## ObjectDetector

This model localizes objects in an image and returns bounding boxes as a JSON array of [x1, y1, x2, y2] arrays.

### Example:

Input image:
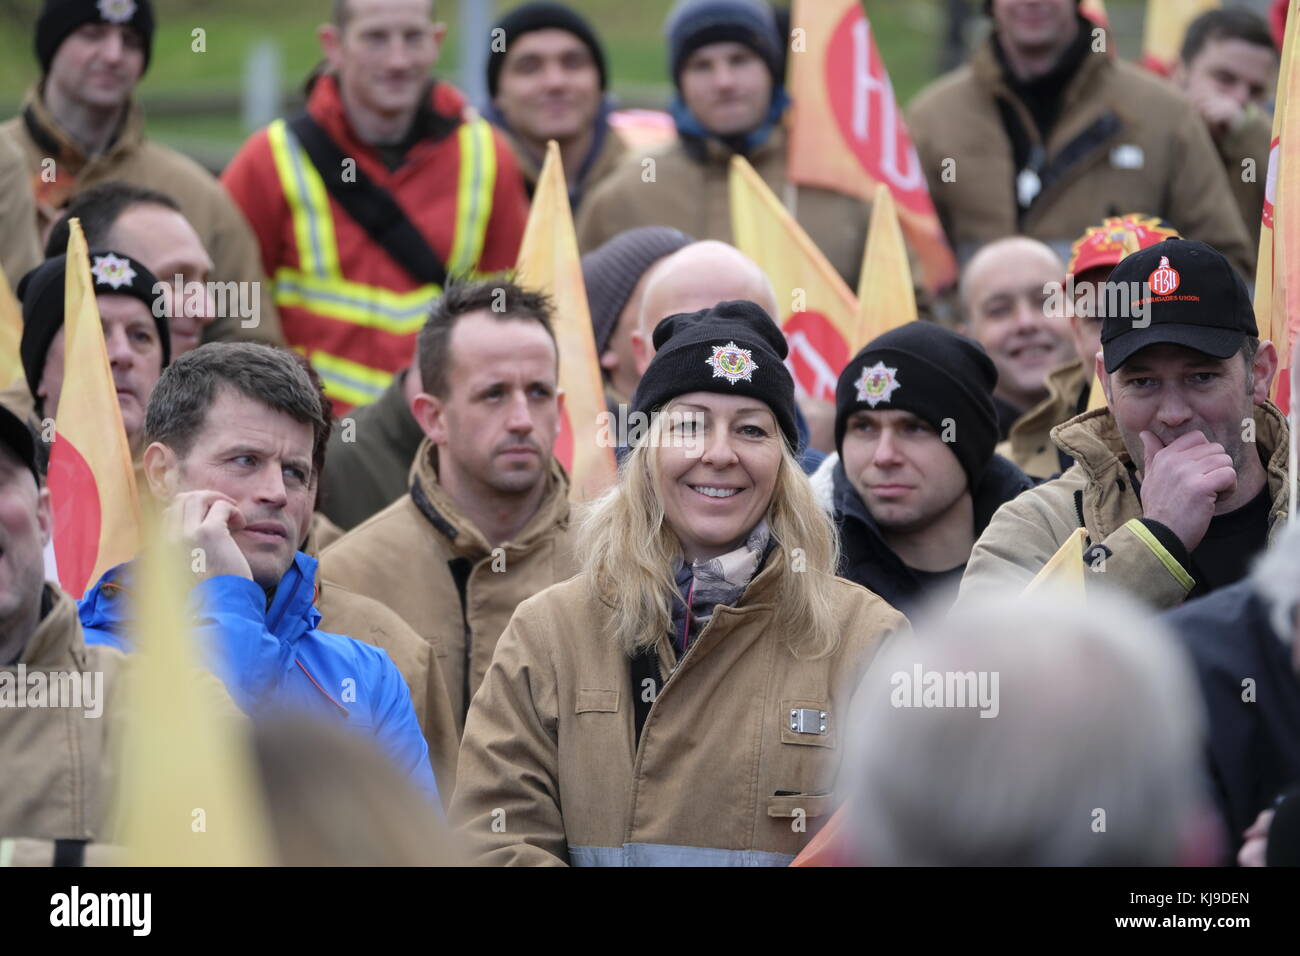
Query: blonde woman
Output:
[[449, 301, 907, 866]]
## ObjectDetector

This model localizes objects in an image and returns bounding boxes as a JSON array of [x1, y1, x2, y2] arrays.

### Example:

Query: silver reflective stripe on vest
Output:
[[569, 843, 796, 867]]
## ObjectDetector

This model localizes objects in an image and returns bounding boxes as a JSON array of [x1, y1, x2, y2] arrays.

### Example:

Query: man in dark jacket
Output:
[[818, 322, 1032, 617], [1163, 523, 1300, 863]]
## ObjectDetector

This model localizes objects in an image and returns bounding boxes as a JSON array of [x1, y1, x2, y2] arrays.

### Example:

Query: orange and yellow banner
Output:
[[857, 184, 918, 343], [47, 220, 141, 598], [1140, 0, 1221, 75], [516, 140, 617, 501], [786, 0, 956, 293], [730, 155, 862, 402], [1081, 0, 1111, 27], [1256, 0, 1300, 411]]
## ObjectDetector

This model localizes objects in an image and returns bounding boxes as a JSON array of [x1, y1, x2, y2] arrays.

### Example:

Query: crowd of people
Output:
[[2, 0, 1299, 868]]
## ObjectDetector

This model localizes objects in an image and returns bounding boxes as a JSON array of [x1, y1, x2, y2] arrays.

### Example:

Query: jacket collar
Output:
[[407, 437, 572, 560], [23, 82, 144, 169], [675, 98, 791, 166], [486, 97, 622, 204], [18, 585, 84, 667], [1051, 401, 1294, 534], [1007, 360, 1088, 445]]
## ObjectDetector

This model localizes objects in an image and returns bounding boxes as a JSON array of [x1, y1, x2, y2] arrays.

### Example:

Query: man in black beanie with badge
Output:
[[575, 0, 872, 288], [824, 322, 1032, 617], [485, 1, 625, 210], [18, 249, 169, 459], [960, 237, 1291, 611]]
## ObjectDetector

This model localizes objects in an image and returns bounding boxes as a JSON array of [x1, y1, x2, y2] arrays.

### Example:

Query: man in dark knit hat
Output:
[[960, 237, 1292, 611], [817, 322, 1032, 617], [486, 1, 625, 210], [581, 225, 693, 407], [0, 0, 281, 348], [575, 0, 873, 288], [18, 249, 169, 459]]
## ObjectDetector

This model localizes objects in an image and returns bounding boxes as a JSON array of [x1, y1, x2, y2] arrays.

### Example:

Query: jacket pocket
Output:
[[780, 697, 835, 749], [575, 688, 620, 714], [766, 793, 833, 819]]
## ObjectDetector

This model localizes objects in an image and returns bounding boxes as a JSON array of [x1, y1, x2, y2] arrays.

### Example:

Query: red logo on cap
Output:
[[1148, 256, 1180, 296]]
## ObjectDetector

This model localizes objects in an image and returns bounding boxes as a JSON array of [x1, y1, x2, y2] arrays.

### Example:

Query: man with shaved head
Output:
[[959, 236, 1074, 439]]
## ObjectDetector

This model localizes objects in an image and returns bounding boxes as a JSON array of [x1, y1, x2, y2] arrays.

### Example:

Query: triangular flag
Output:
[[1023, 527, 1088, 595], [1081, 0, 1111, 27], [47, 220, 141, 598], [789, 804, 854, 867], [1140, 0, 1221, 75], [516, 140, 616, 501], [786, 0, 956, 293], [0, 266, 25, 393], [117, 515, 274, 865], [730, 154, 859, 401], [1257, 0, 1300, 412], [857, 184, 917, 343]]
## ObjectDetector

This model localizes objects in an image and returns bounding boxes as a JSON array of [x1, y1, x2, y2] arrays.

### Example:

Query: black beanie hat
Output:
[[834, 322, 999, 489], [581, 226, 693, 355], [487, 1, 608, 99], [36, 0, 155, 76], [664, 0, 783, 87], [631, 299, 798, 450], [18, 249, 169, 401]]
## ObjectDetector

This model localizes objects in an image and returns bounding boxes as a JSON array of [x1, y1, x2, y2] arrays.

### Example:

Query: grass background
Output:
[[0, 0, 1196, 169]]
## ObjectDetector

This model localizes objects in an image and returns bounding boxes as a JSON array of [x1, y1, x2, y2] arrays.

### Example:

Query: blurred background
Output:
[[0, 0, 1276, 172]]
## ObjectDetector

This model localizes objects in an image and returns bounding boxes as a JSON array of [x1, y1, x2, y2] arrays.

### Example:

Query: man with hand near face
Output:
[[76, 343, 440, 802], [959, 238, 1292, 610]]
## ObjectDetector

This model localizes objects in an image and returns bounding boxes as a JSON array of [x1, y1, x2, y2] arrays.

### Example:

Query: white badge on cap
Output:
[[98, 0, 137, 23], [706, 342, 758, 384], [854, 361, 901, 408], [91, 253, 136, 289]]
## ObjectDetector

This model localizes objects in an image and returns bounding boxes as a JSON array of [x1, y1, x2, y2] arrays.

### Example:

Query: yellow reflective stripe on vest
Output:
[[273, 268, 439, 336], [307, 349, 394, 408], [267, 119, 341, 279], [447, 118, 496, 276]]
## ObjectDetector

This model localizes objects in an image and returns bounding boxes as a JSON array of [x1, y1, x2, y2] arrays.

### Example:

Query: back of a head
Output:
[[638, 240, 779, 335], [842, 588, 1206, 865]]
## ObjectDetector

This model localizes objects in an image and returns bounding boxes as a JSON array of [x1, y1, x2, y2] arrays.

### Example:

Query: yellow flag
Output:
[[1023, 528, 1088, 595], [0, 267, 24, 393], [1140, 0, 1221, 75], [729, 155, 859, 401], [516, 140, 616, 501], [118, 517, 274, 865], [1257, 0, 1300, 410], [48, 222, 141, 597], [857, 184, 917, 343]]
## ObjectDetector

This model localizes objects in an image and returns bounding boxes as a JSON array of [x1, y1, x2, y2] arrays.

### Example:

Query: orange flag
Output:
[[515, 140, 616, 501], [1140, 0, 1221, 75], [786, 0, 956, 293], [0, 266, 24, 393], [857, 184, 918, 343], [1257, 0, 1300, 411], [47, 220, 142, 597], [789, 804, 855, 867], [1081, 0, 1110, 28], [730, 155, 861, 402]]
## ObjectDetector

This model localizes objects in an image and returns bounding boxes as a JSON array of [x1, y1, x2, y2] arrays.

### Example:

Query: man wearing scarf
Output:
[[575, 0, 873, 288]]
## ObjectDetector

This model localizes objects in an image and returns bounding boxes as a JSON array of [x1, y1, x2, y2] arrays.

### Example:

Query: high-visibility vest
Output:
[[264, 117, 497, 409]]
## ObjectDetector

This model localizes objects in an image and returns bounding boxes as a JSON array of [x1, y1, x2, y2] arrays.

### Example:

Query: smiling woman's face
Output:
[[653, 391, 782, 565]]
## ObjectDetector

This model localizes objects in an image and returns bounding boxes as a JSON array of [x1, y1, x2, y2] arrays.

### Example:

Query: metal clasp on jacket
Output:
[[789, 708, 827, 735]]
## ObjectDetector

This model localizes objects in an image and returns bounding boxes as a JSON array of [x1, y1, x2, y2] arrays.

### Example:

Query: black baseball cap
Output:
[[1099, 238, 1257, 373], [0, 403, 40, 487]]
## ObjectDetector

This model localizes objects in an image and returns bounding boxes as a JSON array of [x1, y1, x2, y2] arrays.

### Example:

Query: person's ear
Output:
[[411, 391, 448, 444], [1094, 351, 1112, 404], [35, 486, 52, 549], [141, 441, 179, 501], [1255, 340, 1280, 404], [431, 21, 448, 59], [631, 328, 651, 376], [318, 23, 341, 68], [599, 349, 619, 373]]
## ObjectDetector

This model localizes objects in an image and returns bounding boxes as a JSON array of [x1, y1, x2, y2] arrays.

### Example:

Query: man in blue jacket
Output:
[[78, 342, 439, 804]]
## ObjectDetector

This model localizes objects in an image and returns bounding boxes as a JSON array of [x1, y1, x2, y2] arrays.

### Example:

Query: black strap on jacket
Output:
[[630, 648, 661, 748], [287, 112, 448, 288], [52, 838, 88, 867]]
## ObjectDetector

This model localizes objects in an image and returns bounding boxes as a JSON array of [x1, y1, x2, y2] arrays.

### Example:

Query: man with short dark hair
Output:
[[46, 183, 219, 356], [908, 0, 1254, 274], [0, 0, 280, 346], [77, 342, 440, 802], [960, 238, 1293, 610], [321, 278, 578, 736], [817, 322, 1032, 617], [1171, 7, 1279, 246], [485, 1, 626, 210], [17, 249, 169, 457], [222, 0, 529, 413]]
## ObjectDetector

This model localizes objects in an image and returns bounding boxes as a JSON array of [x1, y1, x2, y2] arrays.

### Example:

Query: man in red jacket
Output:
[[222, 0, 529, 413]]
